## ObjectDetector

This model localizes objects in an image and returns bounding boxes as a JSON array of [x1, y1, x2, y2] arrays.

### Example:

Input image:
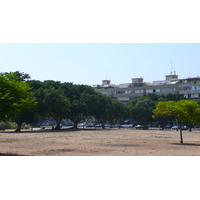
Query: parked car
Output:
[[112, 124, 120, 128], [52, 124, 62, 129], [171, 125, 188, 130], [182, 126, 188, 130], [120, 124, 133, 128], [62, 122, 74, 126], [78, 123, 86, 127], [86, 123, 95, 127], [135, 125, 144, 129], [104, 123, 111, 127], [95, 124, 102, 127], [164, 125, 171, 129], [171, 125, 179, 130]]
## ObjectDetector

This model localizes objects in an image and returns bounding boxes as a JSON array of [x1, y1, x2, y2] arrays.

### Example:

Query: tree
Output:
[[43, 87, 71, 129], [153, 100, 200, 143], [7, 72, 40, 132], [107, 100, 128, 127], [14, 109, 39, 132], [6, 71, 31, 81], [0, 73, 37, 122], [127, 97, 156, 129], [27, 80, 71, 130], [87, 93, 114, 129], [62, 83, 97, 128]]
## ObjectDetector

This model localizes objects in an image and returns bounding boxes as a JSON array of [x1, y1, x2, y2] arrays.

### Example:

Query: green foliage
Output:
[[85, 93, 127, 129], [107, 99, 128, 126], [38, 87, 71, 129], [62, 83, 97, 128], [0, 122, 18, 130], [0, 73, 37, 121], [6, 71, 31, 81], [130, 98, 155, 129], [0, 122, 10, 130], [153, 100, 200, 124], [153, 100, 200, 143], [127, 96, 157, 129]]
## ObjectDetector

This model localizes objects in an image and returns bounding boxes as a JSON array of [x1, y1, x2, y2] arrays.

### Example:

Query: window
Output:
[[180, 87, 191, 91], [161, 88, 174, 92], [115, 91, 125, 94]]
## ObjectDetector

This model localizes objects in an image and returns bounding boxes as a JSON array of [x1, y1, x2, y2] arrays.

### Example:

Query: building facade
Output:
[[93, 73, 200, 102]]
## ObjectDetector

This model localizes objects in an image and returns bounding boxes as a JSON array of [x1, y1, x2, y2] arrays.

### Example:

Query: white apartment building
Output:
[[93, 73, 200, 102]]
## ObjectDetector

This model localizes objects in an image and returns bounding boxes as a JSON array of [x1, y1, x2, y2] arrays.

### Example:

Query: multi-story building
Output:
[[179, 77, 200, 99], [93, 73, 200, 102]]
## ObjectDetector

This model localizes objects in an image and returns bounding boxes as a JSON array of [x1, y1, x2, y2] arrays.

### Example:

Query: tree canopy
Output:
[[153, 100, 200, 143], [127, 95, 157, 129], [0, 73, 37, 122]]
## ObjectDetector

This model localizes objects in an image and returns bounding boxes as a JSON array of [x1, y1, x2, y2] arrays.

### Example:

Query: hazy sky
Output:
[[0, 43, 200, 86], [1, 1, 200, 87]]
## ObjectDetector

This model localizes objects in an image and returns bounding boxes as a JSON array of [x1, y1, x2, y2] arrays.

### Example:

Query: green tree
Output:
[[6, 71, 31, 81], [153, 100, 200, 143], [62, 83, 97, 128], [43, 87, 71, 129], [28, 80, 71, 130], [127, 97, 156, 129], [14, 109, 39, 132], [87, 93, 113, 129], [0, 73, 37, 122], [107, 100, 128, 127], [7, 72, 40, 132]]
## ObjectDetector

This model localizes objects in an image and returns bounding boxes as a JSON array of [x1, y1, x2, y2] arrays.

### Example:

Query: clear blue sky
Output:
[[0, 43, 200, 86]]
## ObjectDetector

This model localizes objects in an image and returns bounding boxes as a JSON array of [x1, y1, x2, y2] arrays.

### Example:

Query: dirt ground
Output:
[[0, 127, 200, 156]]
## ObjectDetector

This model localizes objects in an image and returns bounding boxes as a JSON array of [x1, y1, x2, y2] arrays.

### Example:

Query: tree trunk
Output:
[[180, 128, 183, 143], [54, 118, 61, 130], [73, 121, 78, 128], [15, 123, 22, 132], [179, 121, 183, 143]]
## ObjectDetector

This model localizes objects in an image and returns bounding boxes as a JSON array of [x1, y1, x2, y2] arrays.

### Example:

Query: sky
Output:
[[0, 43, 200, 86], [1, 1, 200, 87]]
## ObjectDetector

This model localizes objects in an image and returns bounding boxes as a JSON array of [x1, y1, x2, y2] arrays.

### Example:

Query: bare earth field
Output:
[[0, 128, 200, 156]]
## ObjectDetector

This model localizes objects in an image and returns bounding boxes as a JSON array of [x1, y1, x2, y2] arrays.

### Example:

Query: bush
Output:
[[9, 123, 18, 129], [21, 124, 30, 129], [0, 122, 10, 130]]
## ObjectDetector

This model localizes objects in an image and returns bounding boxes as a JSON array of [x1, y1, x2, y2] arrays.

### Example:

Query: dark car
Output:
[[164, 125, 171, 129], [182, 126, 188, 130]]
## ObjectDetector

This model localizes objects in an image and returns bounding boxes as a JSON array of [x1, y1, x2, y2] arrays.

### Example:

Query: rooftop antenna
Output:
[[105, 69, 107, 80], [169, 59, 175, 74]]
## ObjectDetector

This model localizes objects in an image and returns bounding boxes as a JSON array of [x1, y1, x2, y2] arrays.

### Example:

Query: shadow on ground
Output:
[[170, 143, 200, 146], [0, 152, 32, 156], [100, 143, 141, 147], [3, 127, 114, 134]]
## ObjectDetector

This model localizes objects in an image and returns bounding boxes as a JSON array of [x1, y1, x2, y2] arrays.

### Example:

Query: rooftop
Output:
[[92, 74, 200, 89]]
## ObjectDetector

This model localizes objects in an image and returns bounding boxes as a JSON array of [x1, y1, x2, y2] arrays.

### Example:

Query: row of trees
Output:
[[1, 71, 200, 144], [0, 72, 128, 131]]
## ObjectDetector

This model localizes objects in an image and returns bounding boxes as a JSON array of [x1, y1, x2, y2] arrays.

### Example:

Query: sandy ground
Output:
[[0, 127, 200, 156]]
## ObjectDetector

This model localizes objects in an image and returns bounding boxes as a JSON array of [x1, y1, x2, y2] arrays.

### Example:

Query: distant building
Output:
[[93, 73, 200, 102]]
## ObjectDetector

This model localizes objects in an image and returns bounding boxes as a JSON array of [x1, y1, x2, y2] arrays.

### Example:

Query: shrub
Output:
[[0, 122, 10, 130]]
